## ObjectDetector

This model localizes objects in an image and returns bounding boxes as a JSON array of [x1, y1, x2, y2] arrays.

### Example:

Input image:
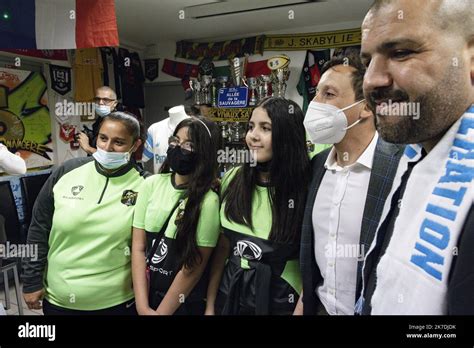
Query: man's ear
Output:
[[359, 101, 373, 120]]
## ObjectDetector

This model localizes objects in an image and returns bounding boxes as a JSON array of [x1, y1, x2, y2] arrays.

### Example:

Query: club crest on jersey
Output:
[[121, 190, 138, 206]]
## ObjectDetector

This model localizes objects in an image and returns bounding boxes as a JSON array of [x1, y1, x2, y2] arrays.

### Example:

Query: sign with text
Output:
[[208, 107, 253, 122], [218, 87, 249, 108]]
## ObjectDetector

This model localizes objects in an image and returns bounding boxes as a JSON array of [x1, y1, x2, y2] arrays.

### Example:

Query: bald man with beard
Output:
[[357, 0, 474, 315]]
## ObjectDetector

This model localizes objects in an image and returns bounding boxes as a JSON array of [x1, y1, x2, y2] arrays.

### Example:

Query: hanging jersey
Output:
[[118, 48, 145, 108], [142, 119, 173, 173], [73, 48, 103, 102], [100, 47, 121, 99]]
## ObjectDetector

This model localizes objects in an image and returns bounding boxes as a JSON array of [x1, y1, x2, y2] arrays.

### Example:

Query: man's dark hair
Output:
[[320, 54, 366, 101]]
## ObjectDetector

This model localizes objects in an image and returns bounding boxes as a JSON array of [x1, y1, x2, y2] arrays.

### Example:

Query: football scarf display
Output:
[[175, 36, 265, 61]]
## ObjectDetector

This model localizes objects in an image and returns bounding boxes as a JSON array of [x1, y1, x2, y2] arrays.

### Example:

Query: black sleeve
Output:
[[21, 157, 93, 293]]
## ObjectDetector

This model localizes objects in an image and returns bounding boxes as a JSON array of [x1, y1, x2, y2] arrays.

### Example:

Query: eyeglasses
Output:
[[168, 136, 194, 154], [93, 97, 116, 105]]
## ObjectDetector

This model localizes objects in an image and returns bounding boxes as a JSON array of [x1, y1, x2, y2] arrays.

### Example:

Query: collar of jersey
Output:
[[94, 160, 135, 177]]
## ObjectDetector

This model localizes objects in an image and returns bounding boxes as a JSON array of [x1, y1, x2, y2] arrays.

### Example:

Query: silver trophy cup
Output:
[[189, 78, 202, 105], [271, 68, 290, 98]]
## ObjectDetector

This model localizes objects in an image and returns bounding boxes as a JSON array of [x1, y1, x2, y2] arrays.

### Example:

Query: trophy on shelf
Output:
[[201, 75, 213, 105], [257, 75, 272, 101], [211, 78, 217, 107], [189, 78, 202, 105], [217, 75, 229, 89], [268, 55, 291, 98], [229, 56, 247, 87], [221, 121, 228, 141], [244, 77, 259, 106]]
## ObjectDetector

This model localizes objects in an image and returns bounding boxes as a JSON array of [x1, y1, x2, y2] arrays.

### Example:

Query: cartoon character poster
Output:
[[0, 67, 53, 170]]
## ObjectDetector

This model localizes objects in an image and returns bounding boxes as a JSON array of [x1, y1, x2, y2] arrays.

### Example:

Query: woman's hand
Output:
[[23, 288, 45, 310]]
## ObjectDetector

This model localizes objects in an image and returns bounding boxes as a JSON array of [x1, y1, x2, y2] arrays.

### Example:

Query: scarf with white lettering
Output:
[[361, 105, 474, 314]]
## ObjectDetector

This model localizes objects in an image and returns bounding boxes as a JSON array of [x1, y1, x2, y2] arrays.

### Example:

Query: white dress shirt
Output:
[[313, 132, 378, 315]]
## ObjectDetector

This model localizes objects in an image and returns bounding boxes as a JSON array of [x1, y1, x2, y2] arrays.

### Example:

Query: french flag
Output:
[[0, 0, 119, 49]]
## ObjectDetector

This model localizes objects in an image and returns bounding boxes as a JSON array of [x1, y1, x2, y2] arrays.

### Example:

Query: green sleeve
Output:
[[220, 166, 241, 196], [195, 191, 221, 247], [132, 177, 152, 229]]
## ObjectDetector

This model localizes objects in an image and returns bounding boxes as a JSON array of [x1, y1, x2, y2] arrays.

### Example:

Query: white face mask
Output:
[[304, 100, 365, 144], [94, 104, 112, 117], [93, 147, 131, 170]]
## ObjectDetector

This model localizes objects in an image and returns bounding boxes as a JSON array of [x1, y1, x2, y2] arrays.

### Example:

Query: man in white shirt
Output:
[[296, 54, 404, 315], [0, 143, 26, 175]]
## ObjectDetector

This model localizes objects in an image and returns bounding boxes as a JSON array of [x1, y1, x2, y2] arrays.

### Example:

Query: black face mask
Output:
[[256, 160, 272, 173], [167, 146, 197, 175]]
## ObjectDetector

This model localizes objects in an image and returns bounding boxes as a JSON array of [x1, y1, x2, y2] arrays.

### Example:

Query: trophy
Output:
[[211, 78, 218, 107], [244, 77, 259, 106], [268, 55, 291, 98], [271, 68, 290, 98], [201, 75, 212, 105], [229, 56, 247, 87], [232, 122, 241, 142], [189, 78, 202, 105], [257, 75, 272, 101], [217, 76, 229, 89]]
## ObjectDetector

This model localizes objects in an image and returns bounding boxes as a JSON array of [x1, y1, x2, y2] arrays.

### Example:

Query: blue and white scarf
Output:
[[358, 105, 474, 315]]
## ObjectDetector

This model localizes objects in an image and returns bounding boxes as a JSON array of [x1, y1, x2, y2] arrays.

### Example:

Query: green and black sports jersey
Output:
[[133, 173, 220, 308], [133, 173, 220, 247], [220, 167, 302, 291], [22, 157, 148, 310]]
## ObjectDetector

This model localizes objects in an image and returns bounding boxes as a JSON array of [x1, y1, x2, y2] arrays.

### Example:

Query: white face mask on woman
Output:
[[93, 147, 131, 169], [304, 99, 365, 144]]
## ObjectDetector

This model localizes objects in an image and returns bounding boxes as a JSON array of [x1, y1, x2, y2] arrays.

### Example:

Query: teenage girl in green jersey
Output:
[[206, 97, 311, 315], [132, 117, 221, 315]]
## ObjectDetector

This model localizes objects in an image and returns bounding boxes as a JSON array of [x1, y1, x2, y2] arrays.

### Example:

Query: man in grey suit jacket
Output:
[[295, 54, 404, 315]]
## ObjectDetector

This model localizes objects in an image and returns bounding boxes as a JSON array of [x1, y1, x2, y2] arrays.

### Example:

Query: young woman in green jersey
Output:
[[22, 111, 147, 315], [132, 117, 221, 315], [206, 97, 310, 315]]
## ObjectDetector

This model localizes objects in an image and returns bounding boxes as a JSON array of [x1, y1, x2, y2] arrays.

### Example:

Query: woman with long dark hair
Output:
[[206, 97, 310, 315], [132, 117, 221, 315]]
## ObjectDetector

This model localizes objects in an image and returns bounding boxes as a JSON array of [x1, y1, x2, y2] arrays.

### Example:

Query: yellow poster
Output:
[[265, 28, 361, 50], [0, 68, 53, 170]]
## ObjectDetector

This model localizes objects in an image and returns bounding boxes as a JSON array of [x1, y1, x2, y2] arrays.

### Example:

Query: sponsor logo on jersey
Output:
[[234, 240, 262, 260], [62, 185, 85, 200], [71, 185, 84, 196], [151, 238, 168, 264]]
